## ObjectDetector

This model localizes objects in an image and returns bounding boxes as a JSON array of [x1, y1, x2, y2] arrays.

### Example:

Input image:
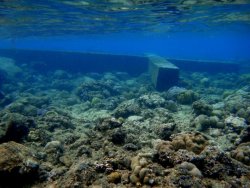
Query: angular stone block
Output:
[[148, 55, 179, 91]]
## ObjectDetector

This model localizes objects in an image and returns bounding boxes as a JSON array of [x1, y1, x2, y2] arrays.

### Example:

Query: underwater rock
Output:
[[154, 132, 209, 167], [237, 107, 250, 124], [165, 86, 187, 100], [113, 99, 141, 118], [44, 140, 64, 165], [0, 90, 4, 100], [0, 91, 12, 108], [165, 100, 178, 112], [0, 113, 35, 143], [176, 90, 200, 104], [0, 141, 39, 187], [192, 100, 213, 116], [123, 143, 139, 151], [179, 161, 203, 178], [0, 69, 7, 86], [53, 69, 70, 79], [225, 115, 247, 132], [6, 102, 38, 117], [41, 110, 74, 131], [155, 122, 177, 140], [193, 115, 223, 131], [27, 128, 50, 146], [5, 95, 50, 116], [231, 142, 250, 166], [224, 89, 250, 115], [111, 129, 127, 145], [199, 146, 249, 180], [56, 161, 97, 187], [107, 171, 122, 183], [138, 93, 166, 108], [95, 117, 123, 131], [130, 153, 160, 186], [238, 125, 250, 144], [0, 56, 22, 77], [76, 80, 119, 101], [170, 132, 209, 154]]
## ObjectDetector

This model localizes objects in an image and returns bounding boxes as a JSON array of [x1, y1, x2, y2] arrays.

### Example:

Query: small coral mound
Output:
[[170, 132, 209, 154], [155, 122, 177, 140], [231, 142, 250, 166], [130, 153, 161, 186], [138, 93, 166, 108], [76, 80, 119, 101], [176, 90, 200, 104], [192, 100, 213, 115], [0, 113, 35, 143], [154, 132, 209, 167], [193, 115, 223, 131], [39, 110, 74, 131], [113, 99, 140, 118]]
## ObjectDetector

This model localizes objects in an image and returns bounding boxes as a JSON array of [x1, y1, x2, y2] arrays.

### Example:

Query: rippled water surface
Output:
[[0, 0, 250, 37]]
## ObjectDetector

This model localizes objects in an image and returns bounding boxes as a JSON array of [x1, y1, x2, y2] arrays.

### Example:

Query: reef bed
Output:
[[0, 56, 250, 188]]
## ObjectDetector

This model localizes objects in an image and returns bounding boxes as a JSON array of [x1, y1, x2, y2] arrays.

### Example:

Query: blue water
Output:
[[0, 1, 250, 62], [1, 31, 250, 62]]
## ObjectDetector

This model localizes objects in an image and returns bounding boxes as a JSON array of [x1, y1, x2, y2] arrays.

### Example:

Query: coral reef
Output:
[[0, 65, 250, 187]]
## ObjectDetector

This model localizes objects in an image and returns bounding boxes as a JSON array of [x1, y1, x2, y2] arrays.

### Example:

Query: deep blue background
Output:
[[0, 30, 250, 62]]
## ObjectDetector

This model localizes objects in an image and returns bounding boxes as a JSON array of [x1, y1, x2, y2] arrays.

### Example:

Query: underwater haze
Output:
[[1, 0, 250, 187]]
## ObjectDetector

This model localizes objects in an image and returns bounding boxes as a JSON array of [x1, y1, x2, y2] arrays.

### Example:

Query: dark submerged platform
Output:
[[0, 49, 241, 90]]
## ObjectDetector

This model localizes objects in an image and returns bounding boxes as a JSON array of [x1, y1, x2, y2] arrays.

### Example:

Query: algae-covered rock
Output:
[[154, 132, 210, 168], [113, 99, 140, 118], [130, 153, 159, 186], [95, 117, 123, 131], [192, 100, 213, 115], [107, 171, 122, 183], [56, 160, 97, 187], [40, 110, 74, 131], [225, 115, 247, 132], [237, 107, 250, 123], [224, 89, 250, 114], [176, 90, 200, 104], [231, 142, 250, 166], [0, 141, 39, 187], [0, 113, 35, 143], [193, 115, 223, 131], [155, 122, 177, 140], [76, 80, 119, 101], [138, 93, 166, 108], [111, 129, 127, 145], [44, 140, 64, 165], [165, 86, 187, 100]]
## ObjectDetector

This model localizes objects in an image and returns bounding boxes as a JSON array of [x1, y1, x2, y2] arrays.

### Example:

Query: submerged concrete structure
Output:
[[148, 54, 179, 91], [0, 49, 241, 91]]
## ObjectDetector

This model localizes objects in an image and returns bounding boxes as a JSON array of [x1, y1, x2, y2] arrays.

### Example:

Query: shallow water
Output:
[[0, 1, 250, 188]]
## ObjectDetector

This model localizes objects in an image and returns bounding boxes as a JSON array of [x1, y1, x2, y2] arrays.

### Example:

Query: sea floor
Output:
[[0, 60, 250, 187]]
